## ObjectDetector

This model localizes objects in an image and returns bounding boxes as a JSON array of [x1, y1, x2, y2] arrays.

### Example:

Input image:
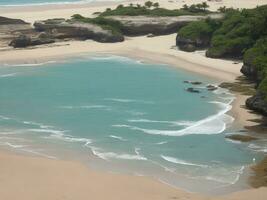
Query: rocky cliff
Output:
[[106, 14, 222, 36], [0, 16, 33, 48], [33, 18, 124, 43]]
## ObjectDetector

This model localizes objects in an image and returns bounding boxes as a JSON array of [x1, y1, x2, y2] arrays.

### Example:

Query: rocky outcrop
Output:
[[33, 18, 124, 43], [0, 16, 29, 25], [106, 14, 222, 36], [246, 92, 267, 116], [9, 33, 55, 48], [0, 16, 33, 48], [176, 35, 210, 52]]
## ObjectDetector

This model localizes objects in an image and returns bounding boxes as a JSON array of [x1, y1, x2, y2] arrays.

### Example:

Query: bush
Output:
[[178, 18, 220, 40], [207, 5, 267, 58], [99, 3, 210, 17]]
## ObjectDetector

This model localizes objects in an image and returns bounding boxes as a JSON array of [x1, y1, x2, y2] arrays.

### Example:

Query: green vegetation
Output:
[[99, 2, 210, 17], [71, 14, 123, 36], [182, 2, 209, 13], [178, 18, 221, 41], [177, 5, 267, 103], [244, 38, 267, 97], [207, 6, 267, 58]]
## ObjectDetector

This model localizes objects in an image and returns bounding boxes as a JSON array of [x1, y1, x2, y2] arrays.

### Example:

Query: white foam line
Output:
[[0, 141, 27, 148], [0, 73, 18, 78], [0, 115, 10, 120], [21, 148, 57, 159], [89, 146, 147, 161], [113, 99, 233, 136], [2, 60, 56, 67], [28, 128, 67, 135], [105, 98, 154, 104], [128, 118, 194, 127], [161, 155, 208, 168], [109, 135, 127, 141], [59, 105, 110, 109]]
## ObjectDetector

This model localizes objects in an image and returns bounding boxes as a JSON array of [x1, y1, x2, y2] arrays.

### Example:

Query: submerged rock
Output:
[[186, 87, 200, 93], [183, 80, 202, 85], [225, 134, 258, 142], [206, 84, 218, 91]]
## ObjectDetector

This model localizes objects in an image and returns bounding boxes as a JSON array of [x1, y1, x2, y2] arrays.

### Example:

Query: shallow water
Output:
[[0, 56, 264, 194]]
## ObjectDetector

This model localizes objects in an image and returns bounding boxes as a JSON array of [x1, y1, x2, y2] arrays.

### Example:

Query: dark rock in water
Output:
[[34, 18, 124, 43], [183, 80, 202, 85], [9, 33, 55, 48], [246, 92, 267, 116], [186, 87, 200, 93], [191, 81, 202, 85], [225, 134, 258, 142], [206, 84, 218, 91]]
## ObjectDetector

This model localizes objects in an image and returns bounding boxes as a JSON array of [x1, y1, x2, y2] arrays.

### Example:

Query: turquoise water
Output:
[[0, 56, 263, 193], [0, 0, 108, 6]]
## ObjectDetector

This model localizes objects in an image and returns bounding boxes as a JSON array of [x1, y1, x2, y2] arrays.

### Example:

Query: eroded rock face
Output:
[[246, 92, 267, 116], [0, 16, 33, 48], [33, 18, 124, 43], [176, 35, 210, 52], [106, 14, 222, 36], [9, 33, 55, 48]]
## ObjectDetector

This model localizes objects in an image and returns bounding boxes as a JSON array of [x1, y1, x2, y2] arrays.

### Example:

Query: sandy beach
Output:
[[1, 150, 267, 200], [0, 0, 267, 199]]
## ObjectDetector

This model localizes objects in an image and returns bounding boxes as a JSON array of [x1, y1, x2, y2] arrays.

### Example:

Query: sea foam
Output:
[[161, 155, 208, 168]]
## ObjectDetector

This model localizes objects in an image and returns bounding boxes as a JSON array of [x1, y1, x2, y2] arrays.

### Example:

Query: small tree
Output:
[[217, 6, 226, 13], [201, 2, 209, 11], [116, 4, 124, 9], [106, 8, 111, 12], [129, 3, 133, 7], [153, 2, 159, 8], [145, 1, 153, 9], [182, 4, 189, 10]]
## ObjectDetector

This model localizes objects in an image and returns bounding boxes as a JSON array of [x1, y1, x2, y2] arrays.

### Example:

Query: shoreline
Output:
[[1, 148, 267, 200], [0, 0, 267, 199]]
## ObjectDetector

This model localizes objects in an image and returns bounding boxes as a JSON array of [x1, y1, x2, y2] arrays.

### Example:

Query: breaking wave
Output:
[[112, 100, 234, 136], [109, 135, 128, 141], [161, 155, 208, 168], [90, 147, 147, 161]]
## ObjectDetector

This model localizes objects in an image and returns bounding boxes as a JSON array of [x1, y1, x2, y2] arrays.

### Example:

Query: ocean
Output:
[[0, 0, 109, 6], [0, 56, 264, 194]]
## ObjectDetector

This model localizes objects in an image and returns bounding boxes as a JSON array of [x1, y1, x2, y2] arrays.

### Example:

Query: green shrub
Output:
[[99, 3, 210, 17], [178, 18, 220, 40], [207, 5, 267, 58]]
